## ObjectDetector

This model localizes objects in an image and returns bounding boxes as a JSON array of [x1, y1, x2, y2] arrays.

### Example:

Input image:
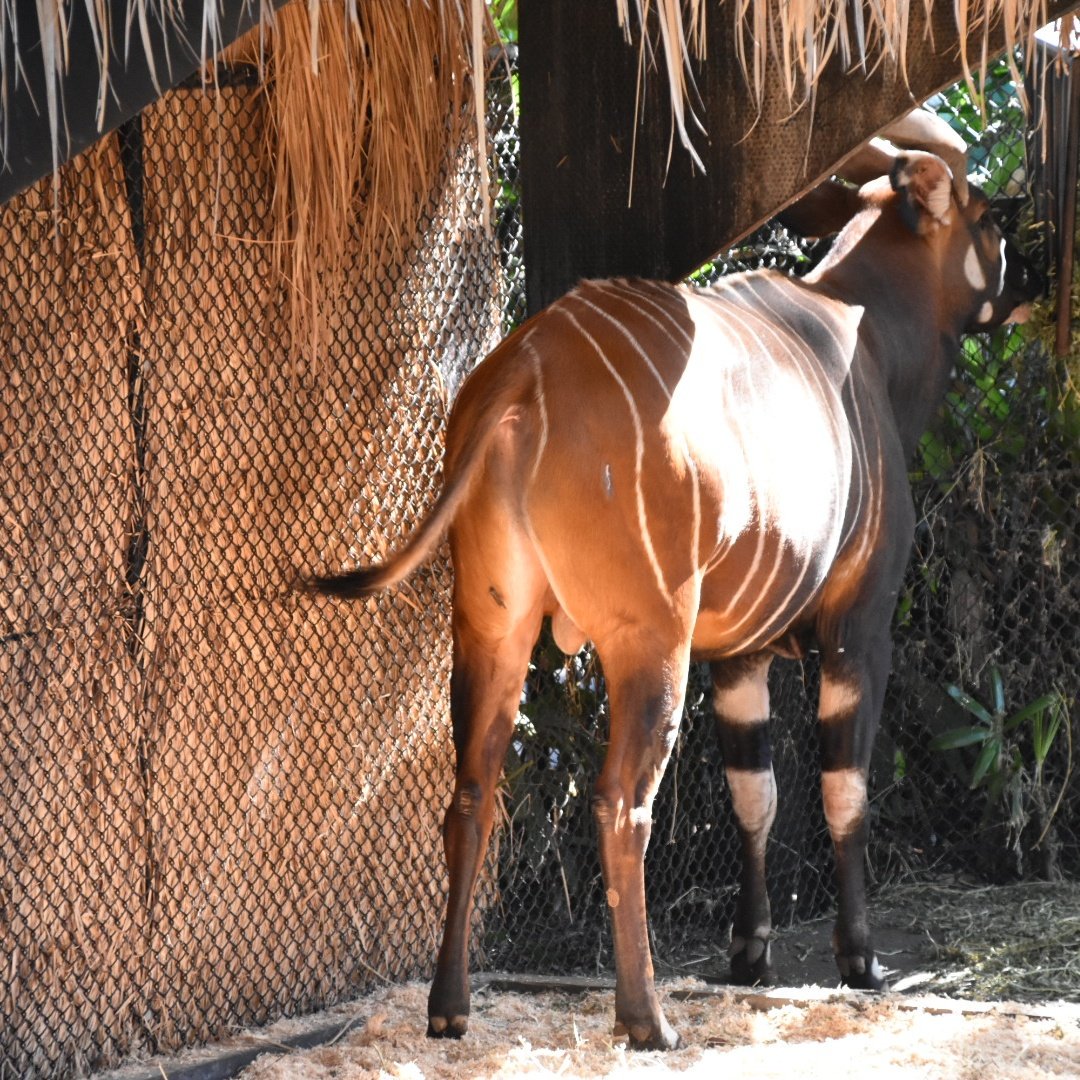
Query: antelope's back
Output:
[[496, 273, 877, 655]]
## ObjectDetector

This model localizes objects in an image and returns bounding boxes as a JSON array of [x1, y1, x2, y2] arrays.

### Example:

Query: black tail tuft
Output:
[[306, 567, 388, 600]]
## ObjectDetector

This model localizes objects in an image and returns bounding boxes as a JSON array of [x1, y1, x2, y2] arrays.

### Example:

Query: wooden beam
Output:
[[519, 0, 1080, 313], [0, 0, 291, 206]]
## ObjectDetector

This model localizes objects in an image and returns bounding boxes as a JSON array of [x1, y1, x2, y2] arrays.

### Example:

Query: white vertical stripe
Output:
[[576, 284, 705, 588], [598, 282, 706, 579], [738, 548, 816, 652], [693, 285, 833, 640], [603, 279, 695, 349], [719, 511, 768, 618], [748, 275, 871, 560], [572, 290, 675, 399], [524, 338, 549, 482], [558, 306, 670, 600]]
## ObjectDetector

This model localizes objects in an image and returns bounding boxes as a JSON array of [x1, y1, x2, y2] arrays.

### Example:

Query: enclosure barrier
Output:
[[0, 49, 1076, 1080], [485, 60, 1079, 980], [0, 66, 504, 1075]]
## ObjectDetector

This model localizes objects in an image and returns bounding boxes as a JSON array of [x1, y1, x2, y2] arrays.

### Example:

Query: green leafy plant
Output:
[[931, 669, 1071, 876], [490, 0, 517, 43]]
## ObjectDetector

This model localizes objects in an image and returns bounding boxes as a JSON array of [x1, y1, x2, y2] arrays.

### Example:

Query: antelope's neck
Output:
[[812, 256, 958, 462]]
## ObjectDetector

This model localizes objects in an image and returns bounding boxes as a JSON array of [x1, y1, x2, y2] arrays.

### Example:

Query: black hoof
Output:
[[842, 970, 888, 991], [427, 1015, 469, 1039], [729, 936, 773, 986], [837, 954, 888, 991]]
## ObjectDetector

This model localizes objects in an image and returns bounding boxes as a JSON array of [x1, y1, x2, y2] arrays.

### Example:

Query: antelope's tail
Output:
[[309, 359, 528, 601]]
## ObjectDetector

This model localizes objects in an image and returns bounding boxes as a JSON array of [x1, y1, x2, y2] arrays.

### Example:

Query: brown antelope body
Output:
[[314, 148, 1037, 1049]]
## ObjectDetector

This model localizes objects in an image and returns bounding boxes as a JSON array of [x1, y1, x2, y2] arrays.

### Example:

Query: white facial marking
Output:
[[822, 768, 867, 839], [964, 244, 987, 291], [977, 301, 995, 324]]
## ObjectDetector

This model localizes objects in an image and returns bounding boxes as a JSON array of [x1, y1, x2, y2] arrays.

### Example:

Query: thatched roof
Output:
[[618, 1, 1079, 168], [3, 2, 1076, 201], [1, 0, 1077, 343]]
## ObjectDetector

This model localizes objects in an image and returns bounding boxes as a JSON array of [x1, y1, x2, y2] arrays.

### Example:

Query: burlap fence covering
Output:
[[0, 72, 501, 1074]]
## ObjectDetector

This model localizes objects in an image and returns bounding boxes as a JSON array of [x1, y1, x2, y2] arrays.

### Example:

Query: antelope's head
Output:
[[888, 152, 1042, 333]]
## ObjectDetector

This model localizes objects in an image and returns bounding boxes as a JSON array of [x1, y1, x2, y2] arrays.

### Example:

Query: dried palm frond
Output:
[[0, 0, 482, 355], [3, 0, 1073, 351], [618, 0, 1074, 166], [262, 2, 465, 355], [230, 0, 480, 358], [4, 1, 1076, 192], [261, 0, 491, 358]]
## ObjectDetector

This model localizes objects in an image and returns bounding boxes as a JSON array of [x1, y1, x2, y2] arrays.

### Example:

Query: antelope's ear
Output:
[[777, 180, 863, 239], [890, 151, 954, 233]]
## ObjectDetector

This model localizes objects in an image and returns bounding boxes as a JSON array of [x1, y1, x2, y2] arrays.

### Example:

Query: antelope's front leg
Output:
[[818, 641, 891, 990], [593, 642, 690, 1050], [711, 654, 776, 985]]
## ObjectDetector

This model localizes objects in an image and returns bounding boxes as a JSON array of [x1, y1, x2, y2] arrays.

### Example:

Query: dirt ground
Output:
[[97, 881, 1080, 1079]]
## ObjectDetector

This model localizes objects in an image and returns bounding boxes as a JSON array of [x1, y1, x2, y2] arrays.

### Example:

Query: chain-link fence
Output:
[[481, 58, 1078, 982], [1, 58, 507, 1076], [0, 40, 1076, 1079]]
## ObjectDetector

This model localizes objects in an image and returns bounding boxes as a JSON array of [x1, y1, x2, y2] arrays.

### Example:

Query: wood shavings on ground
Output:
[[875, 881, 1080, 1002], [237, 979, 1080, 1079]]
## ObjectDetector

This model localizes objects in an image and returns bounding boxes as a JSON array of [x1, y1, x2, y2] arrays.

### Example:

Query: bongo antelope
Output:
[[312, 129, 1039, 1049]]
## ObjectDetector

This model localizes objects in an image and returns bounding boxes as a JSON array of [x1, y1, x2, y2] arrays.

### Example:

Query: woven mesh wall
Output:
[[0, 71, 503, 1075], [0, 131, 145, 1077], [1, 42, 1076, 1079]]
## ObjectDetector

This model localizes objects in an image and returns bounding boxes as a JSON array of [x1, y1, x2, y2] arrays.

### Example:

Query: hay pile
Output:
[[88, 880, 1069, 1080], [878, 881, 1080, 1003], [233, 980, 1080, 1079]]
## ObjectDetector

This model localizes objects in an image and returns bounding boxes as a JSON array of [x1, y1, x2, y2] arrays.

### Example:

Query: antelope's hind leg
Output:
[[592, 631, 693, 1051], [427, 522, 546, 1038], [818, 637, 891, 991], [710, 654, 776, 985]]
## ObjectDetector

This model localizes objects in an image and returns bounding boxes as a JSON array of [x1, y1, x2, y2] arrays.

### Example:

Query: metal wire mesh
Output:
[[1, 70, 505, 1076], [868, 68, 1078, 887], [481, 61, 1078, 983]]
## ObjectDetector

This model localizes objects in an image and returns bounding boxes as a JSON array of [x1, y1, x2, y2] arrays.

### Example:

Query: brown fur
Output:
[[312, 149, 1039, 1049]]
